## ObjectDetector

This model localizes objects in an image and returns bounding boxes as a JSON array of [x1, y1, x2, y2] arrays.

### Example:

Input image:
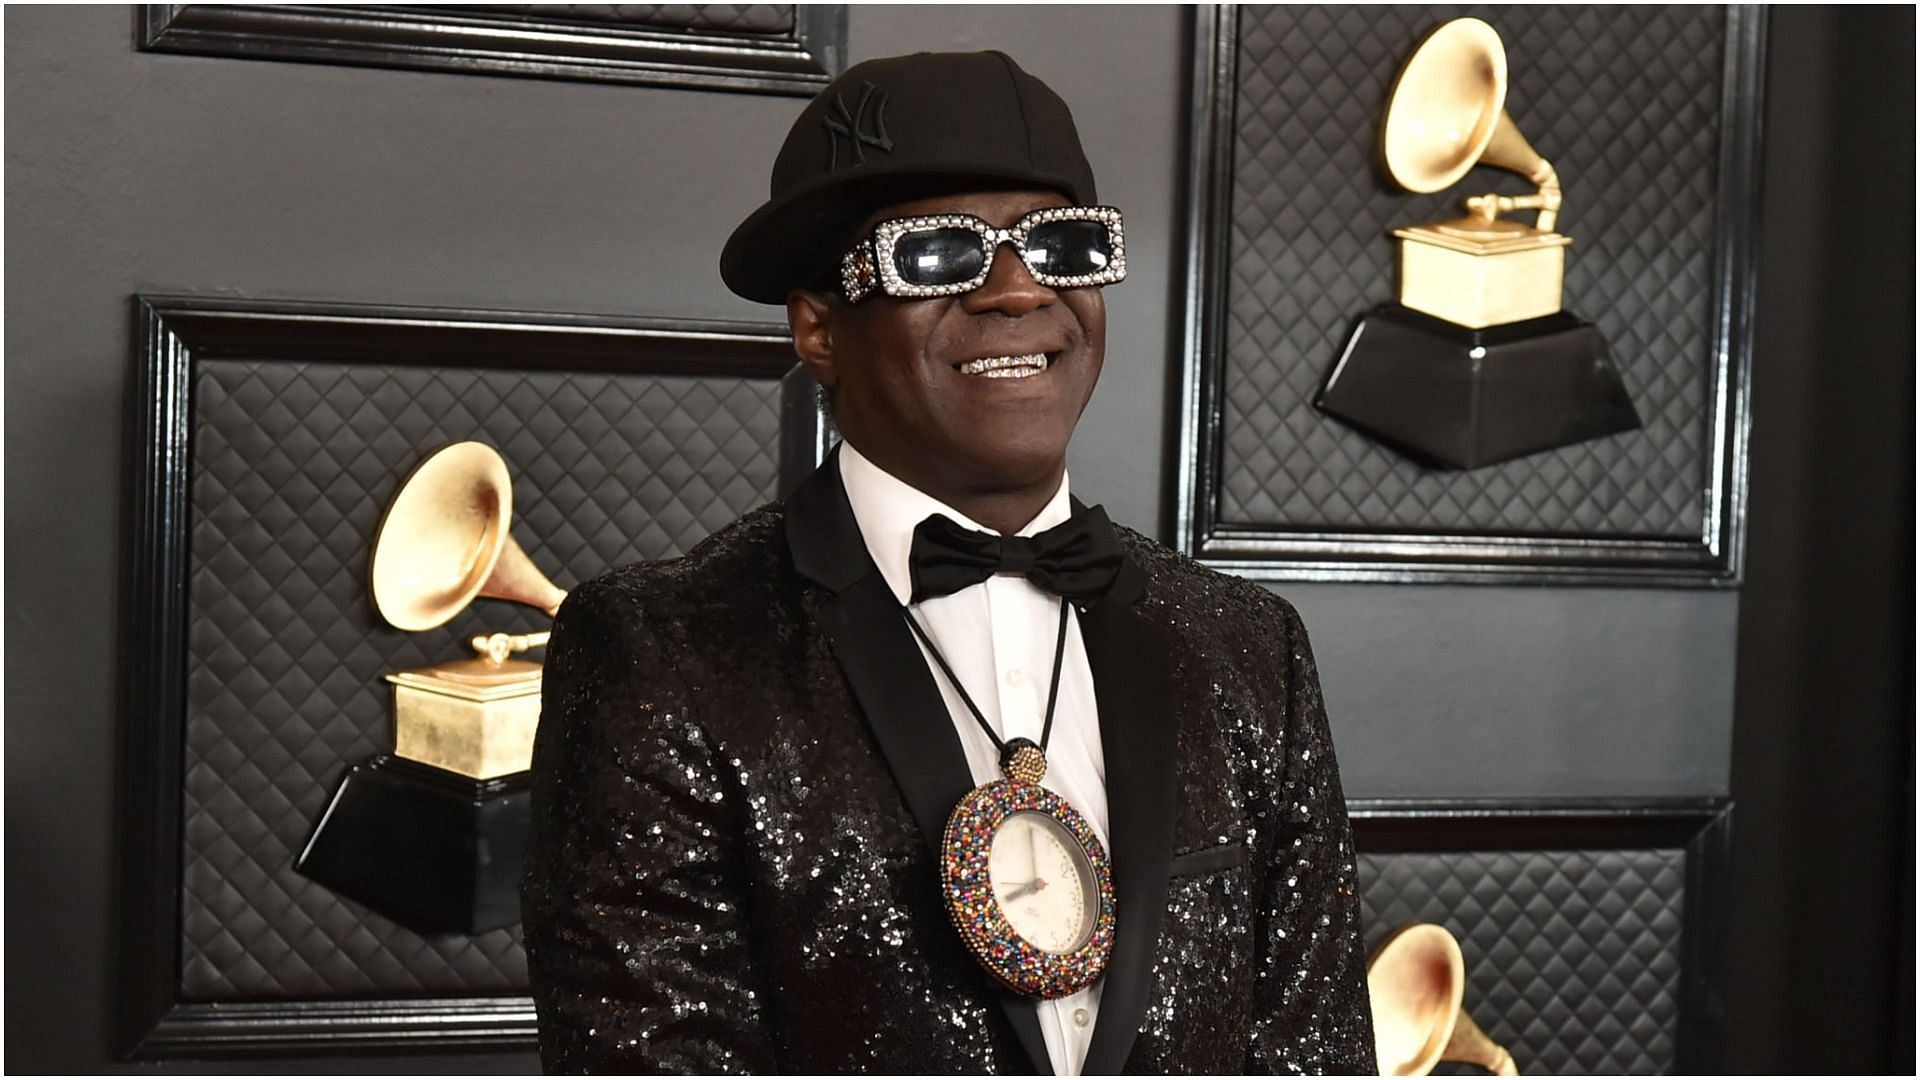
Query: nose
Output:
[[960, 241, 1056, 316]]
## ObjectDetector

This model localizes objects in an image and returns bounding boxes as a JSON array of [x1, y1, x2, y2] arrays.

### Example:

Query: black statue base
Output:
[[295, 754, 530, 935], [1316, 303, 1643, 470]]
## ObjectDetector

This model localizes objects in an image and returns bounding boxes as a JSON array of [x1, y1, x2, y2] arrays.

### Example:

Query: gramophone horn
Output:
[[368, 441, 567, 632], [1367, 923, 1517, 1076], [1382, 17, 1559, 230], [1442, 1006, 1517, 1077], [1382, 18, 1509, 193]]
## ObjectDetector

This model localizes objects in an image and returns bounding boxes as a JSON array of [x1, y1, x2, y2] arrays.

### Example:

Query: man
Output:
[[521, 51, 1375, 1075]]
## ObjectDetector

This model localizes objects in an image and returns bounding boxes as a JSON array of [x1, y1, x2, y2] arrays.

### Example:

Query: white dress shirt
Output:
[[838, 442, 1108, 1077]]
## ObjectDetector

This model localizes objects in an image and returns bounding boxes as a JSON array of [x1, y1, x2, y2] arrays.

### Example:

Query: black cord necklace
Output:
[[903, 597, 1070, 771], [907, 597, 1116, 999]]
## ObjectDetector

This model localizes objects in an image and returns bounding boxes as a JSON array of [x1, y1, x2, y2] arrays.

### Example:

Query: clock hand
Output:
[[1001, 879, 1039, 901]]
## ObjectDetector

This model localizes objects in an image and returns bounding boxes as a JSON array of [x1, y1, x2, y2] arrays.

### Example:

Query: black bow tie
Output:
[[908, 506, 1125, 604]]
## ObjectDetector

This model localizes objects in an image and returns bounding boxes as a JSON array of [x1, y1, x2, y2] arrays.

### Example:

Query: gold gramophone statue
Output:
[[296, 441, 566, 934], [1368, 923, 1518, 1076], [1317, 17, 1641, 469]]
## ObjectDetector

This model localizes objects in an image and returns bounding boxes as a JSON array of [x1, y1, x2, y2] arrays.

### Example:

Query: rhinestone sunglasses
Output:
[[839, 205, 1126, 303]]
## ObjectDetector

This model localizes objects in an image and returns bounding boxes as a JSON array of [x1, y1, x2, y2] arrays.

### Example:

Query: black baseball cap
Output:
[[720, 51, 1100, 304]]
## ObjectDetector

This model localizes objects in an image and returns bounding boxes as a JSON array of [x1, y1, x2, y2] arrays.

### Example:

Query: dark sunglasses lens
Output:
[[1024, 220, 1114, 278], [893, 228, 985, 287]]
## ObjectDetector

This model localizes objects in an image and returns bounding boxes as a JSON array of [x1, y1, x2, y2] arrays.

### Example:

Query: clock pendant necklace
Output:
[[905, 599, 1116, 999]]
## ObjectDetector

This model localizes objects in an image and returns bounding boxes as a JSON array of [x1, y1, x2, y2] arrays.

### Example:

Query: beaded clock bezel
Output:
[[841, 205, 1127, 303], [940, 778, 1116, 999]]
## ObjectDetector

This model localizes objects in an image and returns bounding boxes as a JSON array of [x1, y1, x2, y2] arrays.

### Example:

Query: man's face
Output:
[[801, 188, 1108, 502]]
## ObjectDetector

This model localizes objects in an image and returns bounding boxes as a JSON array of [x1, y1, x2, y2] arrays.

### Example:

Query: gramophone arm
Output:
[[1464, 159, 1562, 233], [471, 630, 552, 666]]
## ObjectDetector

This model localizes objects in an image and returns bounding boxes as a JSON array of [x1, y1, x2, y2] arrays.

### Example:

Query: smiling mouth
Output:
[[957, 353, 1052, 379]]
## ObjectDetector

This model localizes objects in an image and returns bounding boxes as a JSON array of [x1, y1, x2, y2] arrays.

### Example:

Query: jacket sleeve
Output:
[[1244, 597, 1378, 1074], [520, 577, 776, 1074]]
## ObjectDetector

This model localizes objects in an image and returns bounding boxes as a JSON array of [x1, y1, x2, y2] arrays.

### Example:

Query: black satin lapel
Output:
[[1079, 570, 1179, 1075], [818, 573, 974, 865], [784, 446, 867, 593], [811, 519, 1051, 1073]]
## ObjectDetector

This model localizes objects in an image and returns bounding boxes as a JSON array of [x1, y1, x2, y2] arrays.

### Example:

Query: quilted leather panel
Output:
[[1359, 849, 1686, 1075], [1221, 6, 1724, 537], [181, 359, 782, 998], [446, 4, 797, 34]]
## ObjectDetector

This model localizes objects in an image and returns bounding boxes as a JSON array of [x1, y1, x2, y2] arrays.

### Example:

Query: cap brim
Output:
[[720, 163, 1092, 305]]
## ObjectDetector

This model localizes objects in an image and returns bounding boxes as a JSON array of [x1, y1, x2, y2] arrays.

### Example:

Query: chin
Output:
[[949, 437, 1071, 492]]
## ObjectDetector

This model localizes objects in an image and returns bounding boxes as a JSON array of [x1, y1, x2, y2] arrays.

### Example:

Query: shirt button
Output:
[[1006, 668, 1026, 688], [1073, 1008, 1090, 1028]]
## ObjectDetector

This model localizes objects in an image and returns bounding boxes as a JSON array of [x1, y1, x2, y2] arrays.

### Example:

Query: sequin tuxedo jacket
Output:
[[521, 457, 1376, 1074]]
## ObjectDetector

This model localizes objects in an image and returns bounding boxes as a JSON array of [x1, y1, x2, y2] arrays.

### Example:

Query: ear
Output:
[[786, 289, 839, 390]]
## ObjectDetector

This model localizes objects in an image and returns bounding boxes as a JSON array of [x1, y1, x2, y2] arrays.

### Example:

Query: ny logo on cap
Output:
[[823, 82, 894, 168]]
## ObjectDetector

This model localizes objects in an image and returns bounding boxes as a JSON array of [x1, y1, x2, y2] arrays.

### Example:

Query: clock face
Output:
[[987, 810, 1100, 954]]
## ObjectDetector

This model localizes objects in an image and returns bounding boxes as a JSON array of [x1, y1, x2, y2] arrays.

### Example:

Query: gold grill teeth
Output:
[[959, 353, 1049, 376]]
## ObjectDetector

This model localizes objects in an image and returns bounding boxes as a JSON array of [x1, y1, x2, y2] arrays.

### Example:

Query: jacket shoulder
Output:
[[543, 504, 800, 752], [1116, 525, 1307, 633], [562, 503, 791, 622]]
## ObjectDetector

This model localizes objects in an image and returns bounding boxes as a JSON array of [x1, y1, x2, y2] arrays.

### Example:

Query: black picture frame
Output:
[[1351, 797, 1732, 1073], [138, 4, 847, 96], [1173, 6, 1766, 586], [117, 295, 820, 1057]]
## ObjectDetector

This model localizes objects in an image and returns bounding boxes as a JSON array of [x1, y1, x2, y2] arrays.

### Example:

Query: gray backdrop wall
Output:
[[5, 4, 1907, 1073]]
